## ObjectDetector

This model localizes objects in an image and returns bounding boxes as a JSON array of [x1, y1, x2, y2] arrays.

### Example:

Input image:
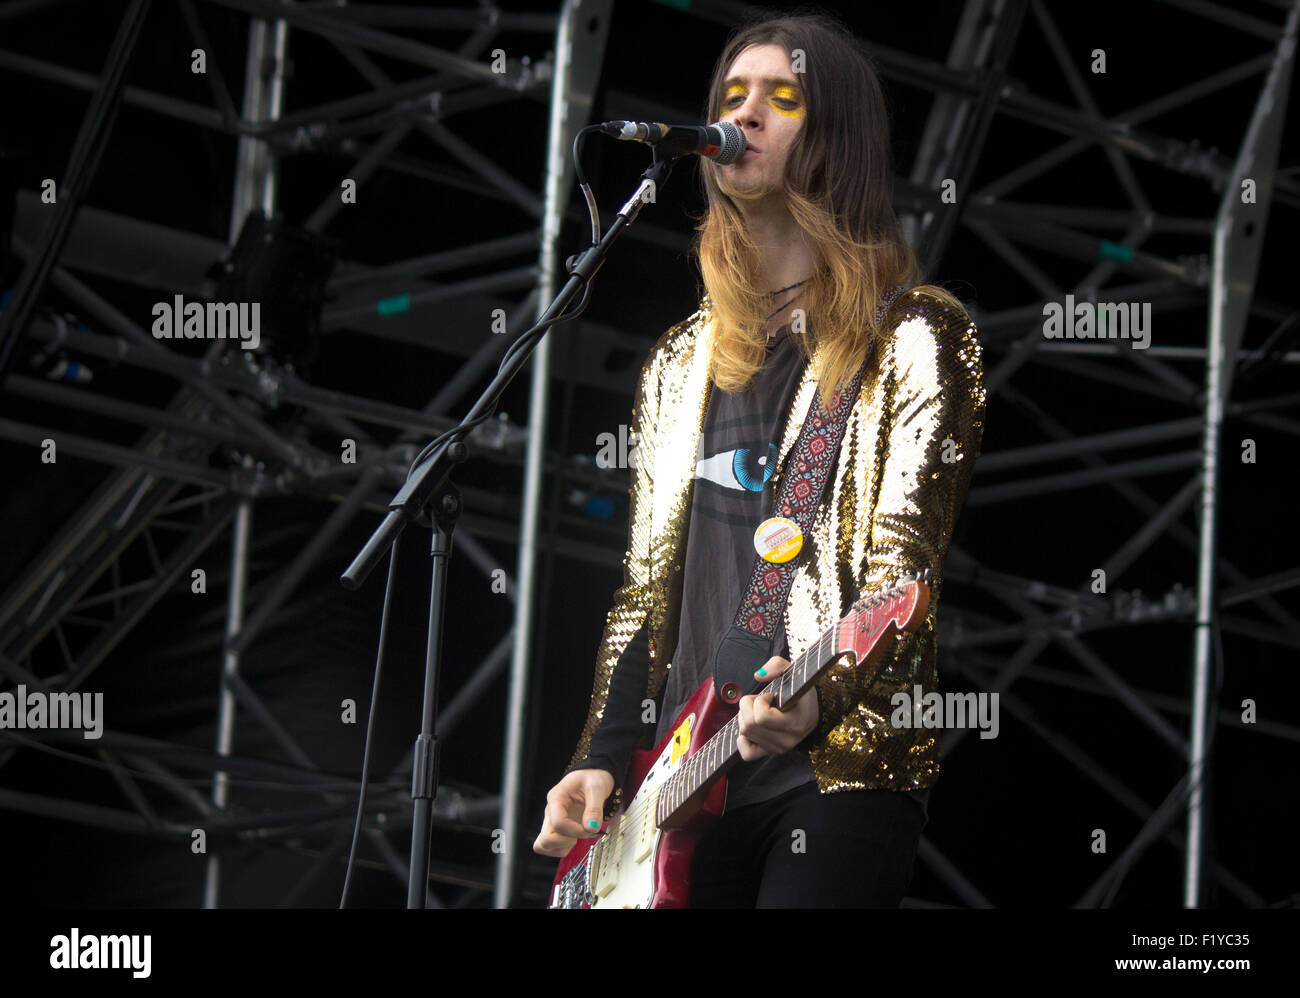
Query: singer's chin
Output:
[[716, 168, 770, 201]]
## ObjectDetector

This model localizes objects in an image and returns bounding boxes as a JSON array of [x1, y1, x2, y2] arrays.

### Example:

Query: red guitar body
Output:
[[546, 574, 930, 909], [548, 677, 731, 908]]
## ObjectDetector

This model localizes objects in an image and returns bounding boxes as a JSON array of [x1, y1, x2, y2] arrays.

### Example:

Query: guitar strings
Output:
[[601, 627, 835, 850], [600, 585, 907, 852], [638, 622, 843, 831]]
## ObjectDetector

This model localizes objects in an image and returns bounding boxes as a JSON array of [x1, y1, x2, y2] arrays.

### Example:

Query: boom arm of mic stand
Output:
[[340, 150, 679, 590]]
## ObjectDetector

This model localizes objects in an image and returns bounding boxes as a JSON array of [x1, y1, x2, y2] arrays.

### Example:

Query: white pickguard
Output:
[[584, 713, 696, 909]]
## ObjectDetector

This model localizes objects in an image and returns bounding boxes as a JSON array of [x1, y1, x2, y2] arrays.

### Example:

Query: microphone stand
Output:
[[340, 146, 680, 908]]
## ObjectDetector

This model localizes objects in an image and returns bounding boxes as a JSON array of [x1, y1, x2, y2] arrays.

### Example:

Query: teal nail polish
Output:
[[587, 820, 599, 829], [756, 667, 767, 677]]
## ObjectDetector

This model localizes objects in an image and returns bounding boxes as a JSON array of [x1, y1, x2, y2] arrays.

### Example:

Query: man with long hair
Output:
[[534, 11, 986, 907]]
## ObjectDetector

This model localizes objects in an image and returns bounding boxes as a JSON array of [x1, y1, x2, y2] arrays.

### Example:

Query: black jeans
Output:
[[688, 782, 927, 908]]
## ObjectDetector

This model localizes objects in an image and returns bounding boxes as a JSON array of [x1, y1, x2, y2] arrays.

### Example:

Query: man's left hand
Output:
[[736, 655, 819, 761]]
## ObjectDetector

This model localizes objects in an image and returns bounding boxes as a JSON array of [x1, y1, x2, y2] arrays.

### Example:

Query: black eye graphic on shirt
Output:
[[694, 442, 779, 492]]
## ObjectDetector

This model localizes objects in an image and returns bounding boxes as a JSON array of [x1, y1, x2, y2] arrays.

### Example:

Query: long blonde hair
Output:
[[695, 13, 968, 395]]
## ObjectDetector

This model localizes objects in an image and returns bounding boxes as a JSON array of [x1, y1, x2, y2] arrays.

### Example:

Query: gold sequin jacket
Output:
[[568, 289, 986, 793]]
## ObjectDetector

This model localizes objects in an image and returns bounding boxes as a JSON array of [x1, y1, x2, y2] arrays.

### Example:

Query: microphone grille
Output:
[[711, 120, 746, 165]]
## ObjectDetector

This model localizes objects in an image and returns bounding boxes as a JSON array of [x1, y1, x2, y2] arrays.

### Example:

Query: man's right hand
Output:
[[533, 767, 616, 858]]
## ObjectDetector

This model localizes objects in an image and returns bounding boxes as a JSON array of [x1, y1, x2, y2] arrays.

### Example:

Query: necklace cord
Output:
[[762, 277, 810, 299], [765, 288, 804, 324]]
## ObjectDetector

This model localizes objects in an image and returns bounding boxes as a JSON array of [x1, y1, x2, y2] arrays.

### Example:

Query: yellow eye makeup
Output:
[[719, 82, 805, 118], [769, 85, 805, 118]]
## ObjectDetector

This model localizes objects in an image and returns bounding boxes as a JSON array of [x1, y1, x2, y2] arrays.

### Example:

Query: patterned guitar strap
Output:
[[710, 283, 905, 705]]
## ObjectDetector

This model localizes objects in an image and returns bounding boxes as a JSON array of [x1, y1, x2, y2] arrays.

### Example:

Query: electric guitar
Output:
[[548, 569, 932, 909]]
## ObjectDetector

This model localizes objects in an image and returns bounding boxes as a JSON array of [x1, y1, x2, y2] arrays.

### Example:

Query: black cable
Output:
[[404, 261, 595, 474], [339, 535, 402, 908], [403, 289, 589, 473], [342, 121, 610, 903], [402, 122, 600, 481], [573, 123, 603, 245], [407, 411, 496, 474]]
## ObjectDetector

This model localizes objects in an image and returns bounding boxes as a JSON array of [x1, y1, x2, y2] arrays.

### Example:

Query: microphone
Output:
[[599, 119, 746, 164]]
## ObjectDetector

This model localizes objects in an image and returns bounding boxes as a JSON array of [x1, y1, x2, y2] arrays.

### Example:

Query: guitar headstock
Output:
[[836, 568, 933, 666]]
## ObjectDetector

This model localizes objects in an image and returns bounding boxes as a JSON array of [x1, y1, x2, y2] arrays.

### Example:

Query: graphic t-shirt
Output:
[[576, 320, 930, 820], [652, 322, 814, 810]]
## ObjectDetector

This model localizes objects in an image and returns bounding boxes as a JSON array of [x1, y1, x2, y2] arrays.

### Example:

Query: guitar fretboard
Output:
[[654, 623, 843, 827]]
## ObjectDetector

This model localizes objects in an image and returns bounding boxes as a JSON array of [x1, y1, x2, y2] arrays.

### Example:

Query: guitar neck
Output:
[[654, 624, 840, 828], [652, 575, 929, 829]]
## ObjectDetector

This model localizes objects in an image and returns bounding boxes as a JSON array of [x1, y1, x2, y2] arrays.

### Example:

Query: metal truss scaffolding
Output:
[[1, 0, 614, 909]]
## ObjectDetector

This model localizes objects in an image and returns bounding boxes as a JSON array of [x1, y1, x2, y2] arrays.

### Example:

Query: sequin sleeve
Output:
[[565, 330, 665, 770], [812, 293, 986, 742]]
